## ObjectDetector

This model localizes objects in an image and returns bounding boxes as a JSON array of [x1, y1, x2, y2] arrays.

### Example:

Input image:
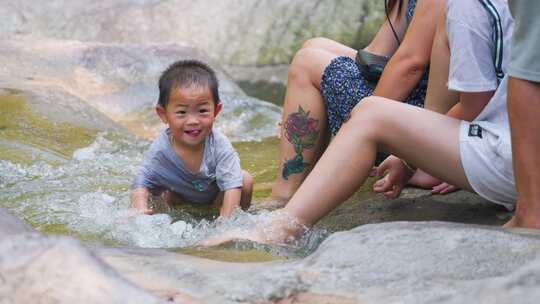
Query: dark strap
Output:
[[355, 49, 390, 86], [478, 0, 505, 82]]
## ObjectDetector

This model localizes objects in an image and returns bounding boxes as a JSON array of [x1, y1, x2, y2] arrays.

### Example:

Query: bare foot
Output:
[[431, 182, 459, 195], [199, 210, 306, 247], [408, 169, 443, 188], [503, 214, 540, 229], [409, 170, 459, 195]]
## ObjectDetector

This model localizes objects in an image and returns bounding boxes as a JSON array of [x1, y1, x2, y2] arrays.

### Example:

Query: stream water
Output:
[[0, 92, 329, 261]]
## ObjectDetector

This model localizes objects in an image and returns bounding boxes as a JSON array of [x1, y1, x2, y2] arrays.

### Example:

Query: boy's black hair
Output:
[[158, 59, 220, 108]]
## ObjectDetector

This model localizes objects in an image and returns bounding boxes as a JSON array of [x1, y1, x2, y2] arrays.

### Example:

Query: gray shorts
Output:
[[508, 0, 540, 82]]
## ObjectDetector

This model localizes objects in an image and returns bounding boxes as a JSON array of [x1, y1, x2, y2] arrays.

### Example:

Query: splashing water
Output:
[[1, 131, 328, 258], [215, 95, 282, 142]]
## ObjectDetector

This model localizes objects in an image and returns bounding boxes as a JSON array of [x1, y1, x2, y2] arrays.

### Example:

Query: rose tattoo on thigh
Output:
[[282, 105, 319, 180]]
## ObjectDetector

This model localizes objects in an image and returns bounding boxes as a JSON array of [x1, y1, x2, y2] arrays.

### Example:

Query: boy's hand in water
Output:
[[373, 155, 415, 199], [131, 188, 153, 215], [138, 206, 154, 215]]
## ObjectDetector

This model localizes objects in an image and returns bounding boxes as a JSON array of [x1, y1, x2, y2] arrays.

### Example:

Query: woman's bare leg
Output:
[[270, 42, 355, 203], [284, 97, 472, 226], [201, 97, 473, 246], [269, 0, 409, 203]]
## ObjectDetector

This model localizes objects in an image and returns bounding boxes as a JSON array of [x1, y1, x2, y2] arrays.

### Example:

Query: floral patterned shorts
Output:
[[320, 56, 427, 137]]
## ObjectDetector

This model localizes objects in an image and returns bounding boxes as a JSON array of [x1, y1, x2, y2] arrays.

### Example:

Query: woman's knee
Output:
[[301, 37, 335, 50], [288, 48, 322, 84], [350, 97, 382, 119], [347, 97, 391, 131]]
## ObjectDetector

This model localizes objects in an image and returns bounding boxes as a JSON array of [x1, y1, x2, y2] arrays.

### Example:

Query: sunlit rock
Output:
[[0, 0, 383, 67], [0, 36, 281, 140]]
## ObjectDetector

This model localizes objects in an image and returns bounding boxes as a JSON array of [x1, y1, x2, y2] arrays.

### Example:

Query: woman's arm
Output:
[[374, 0, 445, 101]]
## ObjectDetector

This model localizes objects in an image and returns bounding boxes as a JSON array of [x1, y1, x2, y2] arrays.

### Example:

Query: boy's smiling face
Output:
[[156, 84, 221, 150]]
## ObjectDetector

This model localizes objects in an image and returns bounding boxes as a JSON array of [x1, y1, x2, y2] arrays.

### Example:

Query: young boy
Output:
[[131, 60, 253, 218]]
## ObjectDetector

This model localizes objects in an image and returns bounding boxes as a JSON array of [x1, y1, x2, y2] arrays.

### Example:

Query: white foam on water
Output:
[[1, 97, 329, 256], [209, 94, 281, 142]]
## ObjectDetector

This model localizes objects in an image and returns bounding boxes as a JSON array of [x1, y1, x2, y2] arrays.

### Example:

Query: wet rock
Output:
[[0, 209, 161, 303], [317, 189, 513, 233], [0, 36, 245, 138]]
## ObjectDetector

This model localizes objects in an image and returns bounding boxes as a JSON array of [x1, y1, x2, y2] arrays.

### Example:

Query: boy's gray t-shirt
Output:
[[132, 128, 243, 204]]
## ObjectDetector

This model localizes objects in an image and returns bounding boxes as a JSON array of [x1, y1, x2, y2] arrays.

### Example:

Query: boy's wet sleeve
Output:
[[215, 140, 243, 191]]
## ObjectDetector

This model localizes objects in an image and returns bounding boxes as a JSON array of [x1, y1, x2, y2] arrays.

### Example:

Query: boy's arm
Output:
[[445, 91, 494, 121], [131, 187, 153, 215], [220, 187, 242, 218]]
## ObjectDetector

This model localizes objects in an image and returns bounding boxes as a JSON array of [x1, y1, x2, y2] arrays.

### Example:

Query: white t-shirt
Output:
[[447, 0, 514, 92], [449, 0, 516, 206]]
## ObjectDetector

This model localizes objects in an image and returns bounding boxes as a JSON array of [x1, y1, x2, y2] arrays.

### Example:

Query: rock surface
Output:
[[0, 36, 246, 138], [2, 2, 539, 303], [2, 208, 540, 304], [0, 0, 382, 67]]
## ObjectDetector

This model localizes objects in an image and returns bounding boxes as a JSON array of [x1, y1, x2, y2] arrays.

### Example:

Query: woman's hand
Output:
[[373, 155, 415, 198]]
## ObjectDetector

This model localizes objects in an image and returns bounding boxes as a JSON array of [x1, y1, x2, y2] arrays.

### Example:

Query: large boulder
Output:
[[97, 222, 540, 304], [0, 0, 383, 66], [0, 36, 248, 139], [0, 208, 161, 304], [3, 207, 540, 304]]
